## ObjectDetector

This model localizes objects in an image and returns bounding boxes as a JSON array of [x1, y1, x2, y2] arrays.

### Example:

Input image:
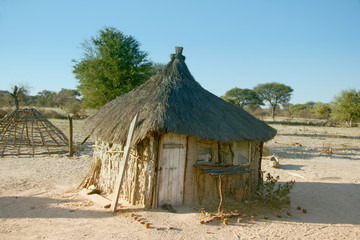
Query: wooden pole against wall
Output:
[[111, 114, 138, 212], [68, 115, 73, 157]]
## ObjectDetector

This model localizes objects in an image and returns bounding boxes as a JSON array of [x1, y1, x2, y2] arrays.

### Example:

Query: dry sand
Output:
[[0, 120, 359, 239]]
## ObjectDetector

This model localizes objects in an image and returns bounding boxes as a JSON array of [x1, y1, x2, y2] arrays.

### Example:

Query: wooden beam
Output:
[[68, 115, 73, 157], [78, 188, 111, 208], [110, 114, 138, 212], [163, 144, 183, 149]]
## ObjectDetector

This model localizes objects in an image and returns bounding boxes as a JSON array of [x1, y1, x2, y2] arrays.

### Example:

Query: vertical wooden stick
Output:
[[182, 136, 189, 204], [131, 156, 139, 205], [218, 175, 223, 213], [249, 172, 252, 206], [68, 115, 73, 157]]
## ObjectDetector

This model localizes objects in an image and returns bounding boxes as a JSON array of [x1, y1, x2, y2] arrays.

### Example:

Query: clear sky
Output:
[[0, 0, 359, 104]]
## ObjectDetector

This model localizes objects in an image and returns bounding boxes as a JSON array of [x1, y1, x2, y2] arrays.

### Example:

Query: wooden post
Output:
[[152, 135, 161, 209], [218, 175, 223, 213], [248, 172, 252, 206], [196, 168, 201, 205], [68, 115, 73, 157], [131, 156, 139, 205], [258, 142, 264, 182], [110, 114, 138, 212], [147, 136, 158, 208], [182, 136, 189, 204]]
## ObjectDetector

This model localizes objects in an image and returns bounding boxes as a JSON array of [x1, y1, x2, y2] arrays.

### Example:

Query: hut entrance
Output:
[[158, 133, 187, 206]]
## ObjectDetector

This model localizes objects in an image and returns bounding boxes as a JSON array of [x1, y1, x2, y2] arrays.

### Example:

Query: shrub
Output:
[[256, 173, 295, 205], [39, 109, 67, 119]]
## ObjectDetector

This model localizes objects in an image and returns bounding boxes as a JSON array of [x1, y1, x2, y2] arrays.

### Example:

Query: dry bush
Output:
[[38, 109, 67, 119], [322, 143, 333, 154]]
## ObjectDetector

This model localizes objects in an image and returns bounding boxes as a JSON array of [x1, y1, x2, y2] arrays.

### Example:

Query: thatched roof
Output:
[[84, 47, 276, 145]]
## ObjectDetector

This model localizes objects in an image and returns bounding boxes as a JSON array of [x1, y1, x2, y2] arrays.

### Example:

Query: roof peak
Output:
[[171, 46, 185, 62]]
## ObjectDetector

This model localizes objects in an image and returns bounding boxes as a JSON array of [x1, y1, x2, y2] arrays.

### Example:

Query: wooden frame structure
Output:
[[0, 108, 69, 157]]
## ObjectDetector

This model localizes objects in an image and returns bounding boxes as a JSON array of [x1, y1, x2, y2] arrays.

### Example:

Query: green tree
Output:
[[313, 102, 331, 119], [254, 82, 293, 119], [73, 27, 155, 108], [53, 88, 80, 109], [151, 63, 166, 75], [289, 103, 314, 119], [222, 87, 263, 108], [331, 89, 360, 127], [35, 90, 56, 107]]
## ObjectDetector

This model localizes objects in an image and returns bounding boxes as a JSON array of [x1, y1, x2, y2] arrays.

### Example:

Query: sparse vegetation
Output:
[[256, 173, 295, 206], [331, 89, 360, 127], [254, 82, 293, 119]]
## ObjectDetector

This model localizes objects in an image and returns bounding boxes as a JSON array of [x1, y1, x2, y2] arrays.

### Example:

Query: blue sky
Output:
[[0, 0, 359, 104]]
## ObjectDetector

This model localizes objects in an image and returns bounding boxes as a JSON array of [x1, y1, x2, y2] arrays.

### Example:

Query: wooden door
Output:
[[158, 133, 187, 206]]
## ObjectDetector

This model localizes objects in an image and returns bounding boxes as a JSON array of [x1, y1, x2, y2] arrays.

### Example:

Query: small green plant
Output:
[[256, 173, 295, 205]]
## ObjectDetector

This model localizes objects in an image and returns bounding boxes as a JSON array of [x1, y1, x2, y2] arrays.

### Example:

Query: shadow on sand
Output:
[[0, 196, 113, 219], [270, 146, 360, 161], [282, 182, 360, 225]]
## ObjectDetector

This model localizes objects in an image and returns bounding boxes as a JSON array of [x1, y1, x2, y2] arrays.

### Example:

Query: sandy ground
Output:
[[0, 120, 360, 239]]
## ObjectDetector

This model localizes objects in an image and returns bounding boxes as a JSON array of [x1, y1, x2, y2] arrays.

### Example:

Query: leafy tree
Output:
[[35, 90, 56, 107], [331, 89, 360, 127], [151, 63, 166, 75], [289, 102, 316, 118], [0, 90, 11, 107], [254, 82, 293, 119], [73, 27, 155, 108], [313, 102, 331, 119], [53, 88, 80, 109], [222, 87, 263, 108]]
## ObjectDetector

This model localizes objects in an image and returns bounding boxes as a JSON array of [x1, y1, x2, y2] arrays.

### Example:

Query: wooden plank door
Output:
[[158, 133, 187, 206]]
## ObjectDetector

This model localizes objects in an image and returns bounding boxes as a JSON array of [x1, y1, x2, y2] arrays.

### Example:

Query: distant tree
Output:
[[9, 85, 30, 109], [222, 87, 263, 108], [331, 89, 360, 127], [53, 89, 80, 109], [289, 103, 314, 119], [0, 90, 11, 107], [35, 90, 56, 107], [305, 101, 316, 109], [10, 86, 20, 110], [281, 103, 292, 118], [151, 63, 166, 75], [254, 82, 293, 119], [313, 102, 331, 120], [73, 27, 156, 108]]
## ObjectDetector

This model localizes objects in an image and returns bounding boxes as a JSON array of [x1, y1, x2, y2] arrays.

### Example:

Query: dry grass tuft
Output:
[[322, 143, 333, 154]]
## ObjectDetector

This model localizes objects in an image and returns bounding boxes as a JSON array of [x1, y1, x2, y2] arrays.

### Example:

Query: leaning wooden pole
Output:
[[110, 114, 138, 212], [68, 115, 73, 157]]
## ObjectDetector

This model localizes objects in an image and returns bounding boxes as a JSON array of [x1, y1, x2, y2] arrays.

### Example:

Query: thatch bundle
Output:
[[84, 47, 276, 146]]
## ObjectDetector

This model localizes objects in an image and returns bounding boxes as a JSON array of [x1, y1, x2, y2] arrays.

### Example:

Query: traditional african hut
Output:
[[0, 108, 69, 157], [81, 47, 276, 209]]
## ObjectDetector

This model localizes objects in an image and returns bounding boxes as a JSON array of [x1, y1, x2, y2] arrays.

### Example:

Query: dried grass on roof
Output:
[[84, 48, 277, 145]]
